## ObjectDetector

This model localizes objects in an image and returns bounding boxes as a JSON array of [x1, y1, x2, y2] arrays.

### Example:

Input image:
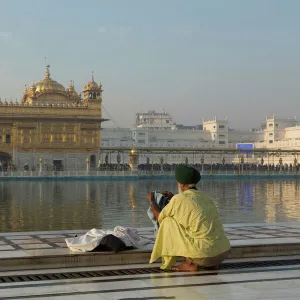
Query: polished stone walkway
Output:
[[0, 222, 300, 272], [1, 222, 300, 299], [1, 222, 300, 257], [1, 258, 300, 299]]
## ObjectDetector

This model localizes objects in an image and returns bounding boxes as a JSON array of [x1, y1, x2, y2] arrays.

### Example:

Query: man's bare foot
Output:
[[205, 264, 220, 270], [171, 258, 199, 272]]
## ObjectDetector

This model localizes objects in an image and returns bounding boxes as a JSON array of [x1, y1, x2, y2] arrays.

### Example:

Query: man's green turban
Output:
[[175, 165, 201, 184]]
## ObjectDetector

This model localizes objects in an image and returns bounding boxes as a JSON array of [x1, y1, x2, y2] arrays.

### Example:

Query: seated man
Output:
[[148, 165, 230, 271]]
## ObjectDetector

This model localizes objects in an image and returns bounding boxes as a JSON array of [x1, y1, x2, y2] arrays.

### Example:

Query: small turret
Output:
[[83, 71, 103, 104]]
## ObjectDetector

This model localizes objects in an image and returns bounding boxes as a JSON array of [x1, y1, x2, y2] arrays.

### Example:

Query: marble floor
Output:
[[1, 222, 300, 258], [1, 258, 300, 299], [1, 223, 300, 299]]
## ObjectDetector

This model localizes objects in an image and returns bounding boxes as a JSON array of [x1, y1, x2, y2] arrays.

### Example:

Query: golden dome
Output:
[[36, 79, 66, 93], [85, 71, 99, 89], [35, 65, 66, 93], [87, 81, 99, 89]]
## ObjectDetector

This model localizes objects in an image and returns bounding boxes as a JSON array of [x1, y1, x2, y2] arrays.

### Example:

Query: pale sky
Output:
[[0, 0, 300, 129]]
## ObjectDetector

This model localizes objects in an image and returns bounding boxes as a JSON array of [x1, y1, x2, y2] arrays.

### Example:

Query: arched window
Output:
[[90, 155, 96, 168]]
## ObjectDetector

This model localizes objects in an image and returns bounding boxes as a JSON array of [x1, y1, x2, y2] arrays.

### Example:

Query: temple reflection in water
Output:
[[0, 179, 299, 232]]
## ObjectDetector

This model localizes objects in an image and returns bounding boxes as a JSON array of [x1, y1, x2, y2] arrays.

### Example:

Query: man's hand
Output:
[[147, 193, 161, 221], [146, 192, 153, 202], [162, 191, 174, 200]]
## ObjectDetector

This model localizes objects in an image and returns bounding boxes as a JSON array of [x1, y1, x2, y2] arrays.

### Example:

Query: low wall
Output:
[[0, 171, 300, 181]]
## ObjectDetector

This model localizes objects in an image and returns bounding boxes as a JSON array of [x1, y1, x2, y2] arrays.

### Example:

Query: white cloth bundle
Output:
[[65, 226, 152, 252]]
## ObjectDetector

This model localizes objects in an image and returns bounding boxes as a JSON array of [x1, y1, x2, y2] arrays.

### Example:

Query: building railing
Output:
[[0, 170, 137, 177], [0, 166, 299, 178], [1, 147, 300, 177]]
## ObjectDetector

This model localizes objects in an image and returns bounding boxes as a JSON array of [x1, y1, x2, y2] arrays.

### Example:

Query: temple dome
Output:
[[87, 80, 99, 89], [22, 65, 82, 105], [84, 72, 100, 90], [35, 65, 66, 93]]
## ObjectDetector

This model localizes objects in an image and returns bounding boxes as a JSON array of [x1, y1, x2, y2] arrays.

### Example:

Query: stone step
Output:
[[2, 223, 300, 271], [2, 242, 300, 271]]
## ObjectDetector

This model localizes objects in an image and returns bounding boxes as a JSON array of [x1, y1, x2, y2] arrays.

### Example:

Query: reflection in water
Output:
[[238, 181, 254, 207], [0, 179, 299, 232]]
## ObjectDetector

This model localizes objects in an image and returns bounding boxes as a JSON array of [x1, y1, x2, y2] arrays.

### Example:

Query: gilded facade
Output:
[[0, 66, 106, 170]]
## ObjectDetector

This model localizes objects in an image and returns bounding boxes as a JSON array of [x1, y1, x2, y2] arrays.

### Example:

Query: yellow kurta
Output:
[[150, 189, 230, 268]]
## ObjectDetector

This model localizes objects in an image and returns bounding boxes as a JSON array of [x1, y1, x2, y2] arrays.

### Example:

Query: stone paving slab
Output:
[[1, 222, 300, 271], [2, 223, 300, 253]]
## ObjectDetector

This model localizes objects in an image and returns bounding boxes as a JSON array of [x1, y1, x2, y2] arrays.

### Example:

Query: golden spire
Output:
[[68, 80, 75, 93], [130, 145, 138, 155], [92, 71, 94, 82], [45, 65, 50, 79], [30, 81, 36, 94]]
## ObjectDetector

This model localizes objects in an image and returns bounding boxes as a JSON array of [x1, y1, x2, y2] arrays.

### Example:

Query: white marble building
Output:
[[101, 111, 300, 165]]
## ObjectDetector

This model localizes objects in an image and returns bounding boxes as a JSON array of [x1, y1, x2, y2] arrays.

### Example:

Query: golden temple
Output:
[[0, 65, 107, 170]]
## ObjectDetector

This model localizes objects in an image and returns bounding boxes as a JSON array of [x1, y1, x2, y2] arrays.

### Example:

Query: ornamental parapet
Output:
[[0, 104, 102, 121], [0, 101, 88, 108]]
